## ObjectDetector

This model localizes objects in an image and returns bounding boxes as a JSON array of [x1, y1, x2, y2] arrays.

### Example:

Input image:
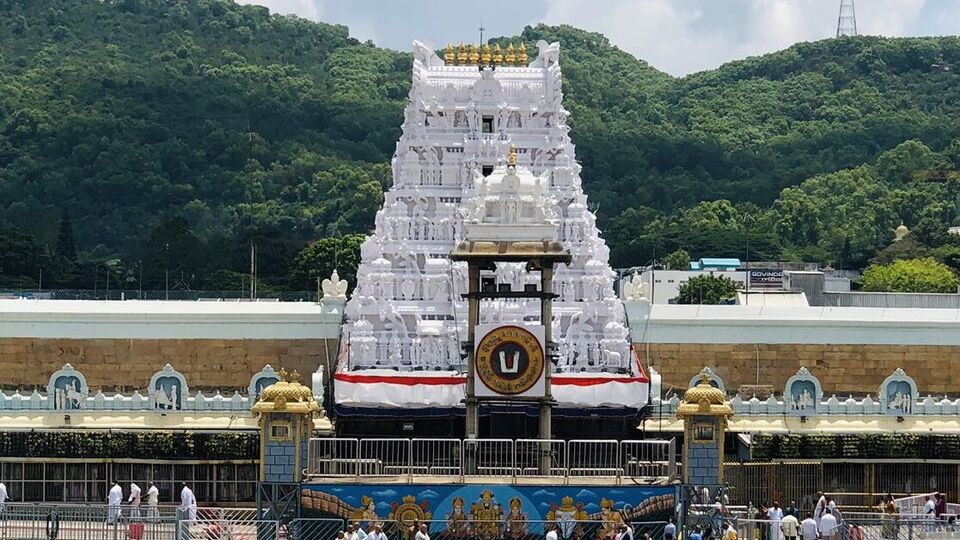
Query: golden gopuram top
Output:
[[444, 41, 527, 66]]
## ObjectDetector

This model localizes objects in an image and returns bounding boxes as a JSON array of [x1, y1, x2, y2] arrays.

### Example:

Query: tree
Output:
[[662, 249, 691, 270], [289, 234, 365, 292], [676, 273, 738, 305], [860, 257, 959, 293]]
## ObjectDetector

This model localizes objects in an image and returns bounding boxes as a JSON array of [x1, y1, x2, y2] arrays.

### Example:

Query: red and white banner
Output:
[[334, 349, 649, 410]]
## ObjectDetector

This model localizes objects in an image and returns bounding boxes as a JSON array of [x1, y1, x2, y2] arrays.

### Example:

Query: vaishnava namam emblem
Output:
[[476, 325, 545, 395]]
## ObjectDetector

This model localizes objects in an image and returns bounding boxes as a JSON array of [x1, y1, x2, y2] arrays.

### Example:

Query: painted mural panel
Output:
[[301, 484, 675, 539]]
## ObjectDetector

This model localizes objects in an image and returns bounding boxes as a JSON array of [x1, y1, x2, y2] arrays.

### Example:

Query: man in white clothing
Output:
[[819, 509, 838, 540], [813, 492, 826, 528], [800, 513, 817, 540], [767, 501, 784, 540], [345, 524, 359, 540], [0, 481, 8, 512], [146, 482, 159, 520], [128, 483, 142, 519], [107, 482, 123, 525], [366, 523, 387, 540], [353, 521, 367, 540], [179, 483, 197, 521], [545, 522, 559, 540], [414, 523, 429, 540]]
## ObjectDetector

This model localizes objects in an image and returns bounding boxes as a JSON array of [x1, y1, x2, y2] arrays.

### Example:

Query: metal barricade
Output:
[[308, 438, 359, 478], [567, 440, 621, 479], [358, 438, 411, 479], [621, 439, 676, 478], [515, 439, 566, 478], [410, 438, 462, 481], [177, 516, 277, 540], [405, 519, 616, 539], [0, 503, 179, 540], [288, 518, 347, 540], [462, 438, 514, 479]]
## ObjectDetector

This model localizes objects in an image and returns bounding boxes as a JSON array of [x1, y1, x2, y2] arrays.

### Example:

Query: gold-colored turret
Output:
[[507, 144, 517, 167], [518, 42, 527, 65], [457, 42, 468, 64], [481, 43, 491, 65], [505, 43, 516, 65], [492, 43, 503, 65], [444, 43, 455, 65], [468, 43, 480, 64]]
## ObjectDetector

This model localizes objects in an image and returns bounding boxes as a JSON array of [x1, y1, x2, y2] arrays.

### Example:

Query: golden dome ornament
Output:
[[444, 43, 455, 65], [492, 43, 503, 65], [505, 43, 515, 65], [518, 42, 527, 64], [252, 367, 320, 414], [481, 43, 491, 65], [469, 43, 480, 65], [457, 42, 468, 64]]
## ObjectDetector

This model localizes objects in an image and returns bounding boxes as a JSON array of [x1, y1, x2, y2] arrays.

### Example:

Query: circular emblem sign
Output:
[[476, 325, 545, 396]]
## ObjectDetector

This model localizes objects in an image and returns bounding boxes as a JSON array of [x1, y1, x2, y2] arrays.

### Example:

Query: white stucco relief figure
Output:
[[340, 39, 634, 375]]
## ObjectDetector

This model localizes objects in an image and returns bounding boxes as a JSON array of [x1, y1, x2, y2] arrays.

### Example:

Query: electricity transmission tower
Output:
[[836, 0, 858, 37]]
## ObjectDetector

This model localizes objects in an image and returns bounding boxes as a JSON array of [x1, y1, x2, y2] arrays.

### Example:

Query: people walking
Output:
[[819, 509, 838, 540], [813, 492, 826, 528], [665, 519, 677, 540], [179, 483, 197, 521], [781, 510, 799, 540], [767, 501, 784, 540], [367, 524, 387, 540], [800, 513, 817, 540], [107, 482, 123, 525], [128, 482, 142, 520], [145, 482, 159, 521]]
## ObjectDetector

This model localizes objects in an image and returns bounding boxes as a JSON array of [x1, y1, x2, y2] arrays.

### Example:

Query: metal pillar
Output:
[[465, 264, 480, 473], [539, 266, 554, 475]]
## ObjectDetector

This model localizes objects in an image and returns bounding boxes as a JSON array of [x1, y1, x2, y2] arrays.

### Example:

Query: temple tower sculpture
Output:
[[676, 368, 734, 486], [253, 369, 320, 524], [337, 39, 636, 420]]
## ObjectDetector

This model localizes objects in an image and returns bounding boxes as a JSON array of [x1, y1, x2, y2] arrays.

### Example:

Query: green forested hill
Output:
[[1, 0, 959, 292]]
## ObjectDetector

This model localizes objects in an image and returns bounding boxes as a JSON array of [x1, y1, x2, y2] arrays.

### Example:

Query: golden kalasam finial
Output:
[[507, 144, 517, 167], [457, 42, 468, 64], [518, 42, 527, 64], [481, 43, 491, 65], [444, 43, 455, 65], [505, 43, 516, 65], [290, 370, 301, 382], [278, 368, 288, 382], [468, 43, 480, 64], [493, 43, 503, 65]]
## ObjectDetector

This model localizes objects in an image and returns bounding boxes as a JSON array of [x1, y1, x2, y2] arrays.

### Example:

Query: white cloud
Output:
[[542, 0, 927, 76]]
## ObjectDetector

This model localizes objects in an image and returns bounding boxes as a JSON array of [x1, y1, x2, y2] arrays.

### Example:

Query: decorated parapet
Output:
[[0, 363, 321, 414], [658, 366, 955, 417]]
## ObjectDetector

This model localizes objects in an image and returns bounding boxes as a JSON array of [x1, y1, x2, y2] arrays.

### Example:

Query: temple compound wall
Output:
[[627, 302, 960, 396], [0, 337, 338, 390], [0, 300, 343, 390], [645, 343, 958, 395]]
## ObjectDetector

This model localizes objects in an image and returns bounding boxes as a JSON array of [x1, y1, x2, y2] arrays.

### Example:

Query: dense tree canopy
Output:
[[1, 0, 960, 290], [860, 257, 959, 293], [676, 274, 738, 305]]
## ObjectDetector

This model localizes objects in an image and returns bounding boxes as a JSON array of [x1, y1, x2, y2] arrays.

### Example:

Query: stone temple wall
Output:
[[0, 338, 339, 391], [645, 343, 958, 395]]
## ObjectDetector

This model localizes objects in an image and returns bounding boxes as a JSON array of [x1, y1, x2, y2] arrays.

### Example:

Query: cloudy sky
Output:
[[240, 0, 959, 76]]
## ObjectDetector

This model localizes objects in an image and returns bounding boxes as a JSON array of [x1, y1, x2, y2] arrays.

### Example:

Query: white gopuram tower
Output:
[[337, 41, 643, 416]]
